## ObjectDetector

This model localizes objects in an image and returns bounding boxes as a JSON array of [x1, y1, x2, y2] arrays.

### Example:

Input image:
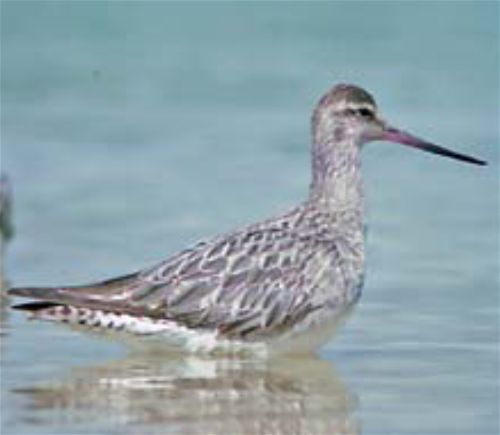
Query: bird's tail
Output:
[[10, 299, 70, 322], [7, 272, 144, 315], [7, 271, 173, 337], [9, 283, 172, 334]]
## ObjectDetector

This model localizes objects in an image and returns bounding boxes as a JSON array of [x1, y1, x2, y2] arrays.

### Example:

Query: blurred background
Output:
[[1, 2, 498, 434]]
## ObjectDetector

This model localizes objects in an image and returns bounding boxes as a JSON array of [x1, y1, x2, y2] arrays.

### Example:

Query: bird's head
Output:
[[312, 83, 486, 166]]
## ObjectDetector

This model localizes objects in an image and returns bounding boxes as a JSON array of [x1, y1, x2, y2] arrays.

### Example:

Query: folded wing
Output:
[[10, 224, 337, 339]]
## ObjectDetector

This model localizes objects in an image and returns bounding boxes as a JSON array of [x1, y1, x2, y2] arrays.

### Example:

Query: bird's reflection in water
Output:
[[12, 349, 359, 434]]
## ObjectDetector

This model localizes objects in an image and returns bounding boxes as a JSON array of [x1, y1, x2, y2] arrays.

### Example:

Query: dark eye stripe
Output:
[[358, 108, 374, 118], [337, 106, 375, 118]]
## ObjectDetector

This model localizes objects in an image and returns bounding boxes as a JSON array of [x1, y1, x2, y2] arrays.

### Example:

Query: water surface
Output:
[[1, 2, 498, 434]]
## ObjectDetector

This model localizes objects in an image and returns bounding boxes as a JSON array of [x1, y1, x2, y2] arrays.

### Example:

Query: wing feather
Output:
[[10, 214, 341, 338]]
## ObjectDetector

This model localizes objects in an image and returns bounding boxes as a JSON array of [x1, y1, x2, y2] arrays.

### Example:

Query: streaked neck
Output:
[[308, 134, 364, 217]]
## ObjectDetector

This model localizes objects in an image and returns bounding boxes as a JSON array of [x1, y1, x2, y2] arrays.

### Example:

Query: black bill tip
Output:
[[382, 127, 488, 166]]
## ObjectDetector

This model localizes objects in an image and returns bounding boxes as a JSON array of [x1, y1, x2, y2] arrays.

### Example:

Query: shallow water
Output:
[[1, 2, 498, 434]]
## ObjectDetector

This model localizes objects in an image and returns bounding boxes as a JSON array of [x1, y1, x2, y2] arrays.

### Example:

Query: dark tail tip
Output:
[[11, 301, 61, 312]]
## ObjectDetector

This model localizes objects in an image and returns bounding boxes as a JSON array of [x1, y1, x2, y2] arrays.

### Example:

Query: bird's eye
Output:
[[358, 108, 373, 118]]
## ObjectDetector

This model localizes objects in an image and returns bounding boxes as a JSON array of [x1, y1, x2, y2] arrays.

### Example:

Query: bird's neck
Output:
[[308, 136, 364, 219]]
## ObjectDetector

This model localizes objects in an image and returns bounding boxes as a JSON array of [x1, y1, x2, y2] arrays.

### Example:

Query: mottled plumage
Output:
[[9, 84, 486, 354]]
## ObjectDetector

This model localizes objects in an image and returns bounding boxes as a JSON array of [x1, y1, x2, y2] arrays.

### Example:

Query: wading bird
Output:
[[9, 84, 486, 355]]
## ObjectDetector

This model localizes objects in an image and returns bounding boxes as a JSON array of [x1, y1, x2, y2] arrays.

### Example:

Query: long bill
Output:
[[382, 127, 487, 166]]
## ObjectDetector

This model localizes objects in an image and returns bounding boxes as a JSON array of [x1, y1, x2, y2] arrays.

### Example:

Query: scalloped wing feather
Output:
[[10, 208, 346, 339]]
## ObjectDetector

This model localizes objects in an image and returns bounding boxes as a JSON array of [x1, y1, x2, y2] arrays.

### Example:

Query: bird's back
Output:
[[9, 202, 364, 354]]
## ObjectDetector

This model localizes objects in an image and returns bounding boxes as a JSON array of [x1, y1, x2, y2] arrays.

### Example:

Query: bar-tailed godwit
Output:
[[9, 84, 486, 355]]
